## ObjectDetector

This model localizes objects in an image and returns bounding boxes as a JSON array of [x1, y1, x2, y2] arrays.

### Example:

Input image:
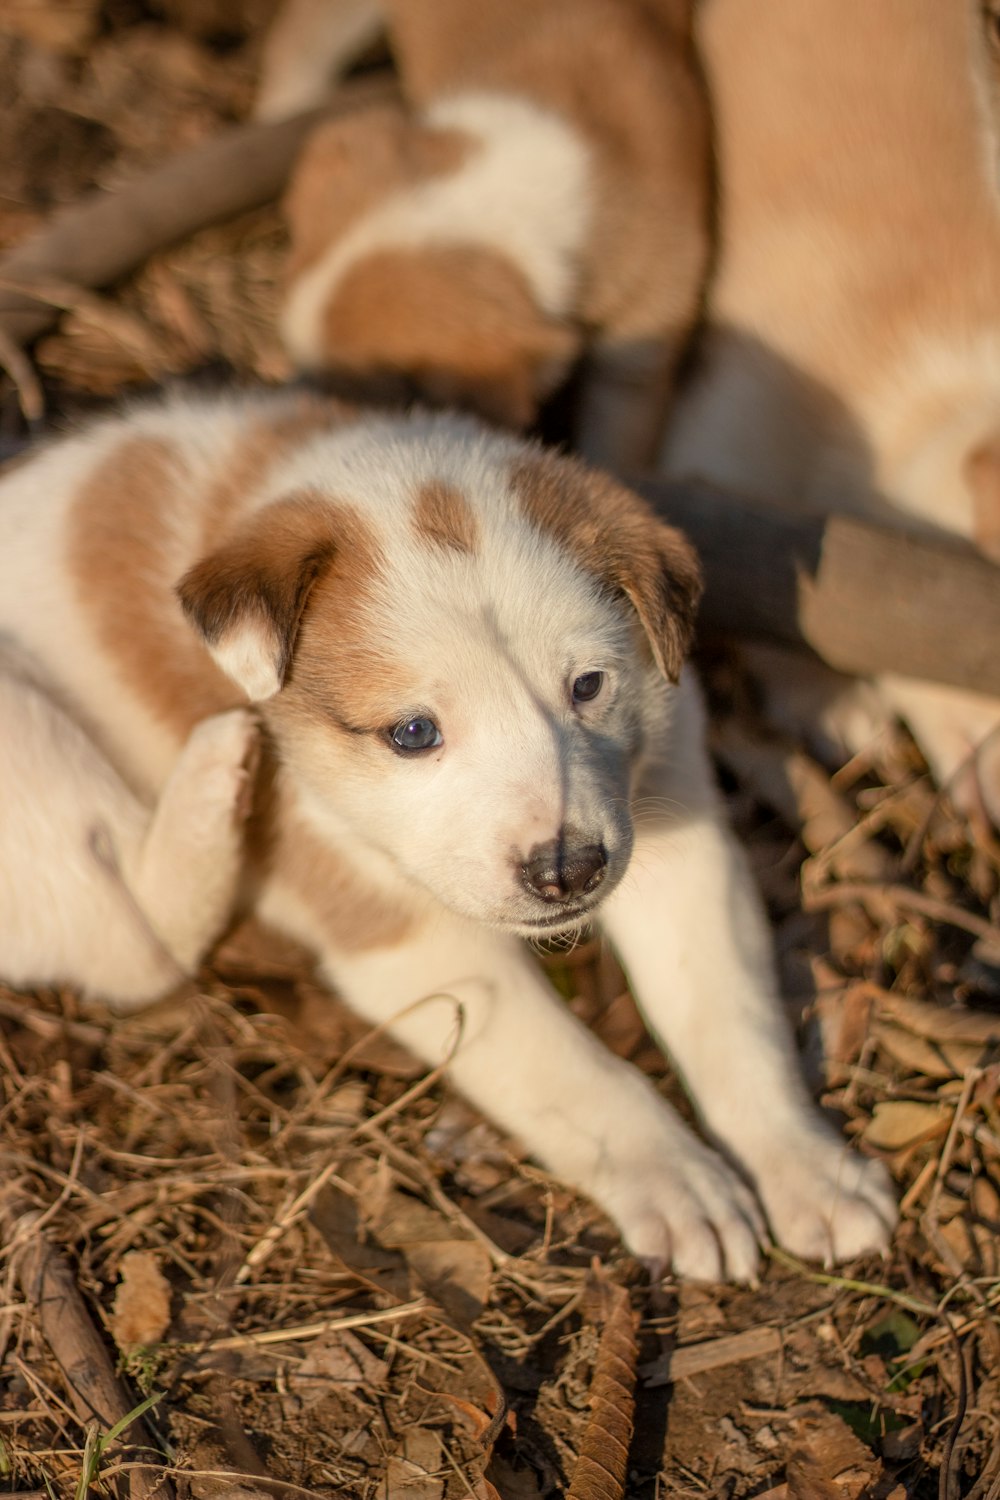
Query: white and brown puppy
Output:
[[0, 387, 894, 1279], [272, 0, 710, 471], [663, 0, 1000, 821]]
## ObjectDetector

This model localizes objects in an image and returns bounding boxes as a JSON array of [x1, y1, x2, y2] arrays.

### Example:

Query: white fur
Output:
[[281, 90, 592, 367], [0, 390, 896, 1279]]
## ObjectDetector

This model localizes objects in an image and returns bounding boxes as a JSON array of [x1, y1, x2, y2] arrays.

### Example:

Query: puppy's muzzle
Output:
[[521, 835, 607, 905]]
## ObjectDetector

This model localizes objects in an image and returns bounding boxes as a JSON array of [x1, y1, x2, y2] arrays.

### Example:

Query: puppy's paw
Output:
[[592, 1132, 766, 1284], [175, 708, 260, 825], [753, 1130, 897, 1266]]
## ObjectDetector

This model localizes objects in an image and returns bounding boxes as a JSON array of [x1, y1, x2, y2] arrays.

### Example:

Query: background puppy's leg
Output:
[[875, 673, 1000, 826], [601, 671, 898, 1265], [312, 917, 766, 1281], [574, 336, 677, 472]]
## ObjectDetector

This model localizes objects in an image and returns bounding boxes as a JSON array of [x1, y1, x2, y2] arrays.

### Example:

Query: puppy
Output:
[[273, 0, 710, 470], [0, 387, 894, 1279], [662, 0, 1000, 821]]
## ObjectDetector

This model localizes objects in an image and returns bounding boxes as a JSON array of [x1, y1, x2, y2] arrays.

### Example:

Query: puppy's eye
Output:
[[571, 671, 604, 704], [389, 716, 442, 753]]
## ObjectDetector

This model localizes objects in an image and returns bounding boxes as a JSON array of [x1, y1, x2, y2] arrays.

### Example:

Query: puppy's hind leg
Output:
[[0, 671, 254, 1009]]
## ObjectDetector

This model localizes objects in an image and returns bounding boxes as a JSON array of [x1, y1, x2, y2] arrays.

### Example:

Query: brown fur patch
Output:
[[70, 398, 357, 738], [512, 450, 702, 681], [284, 106, 470, 279], [381, 0, 710, 344], [965, 440, 1000, 563], [245, 758, 417, 955], [320, 245, 577, 428], [70, 435, 242, 738], [412, 479, 479, 554], [274, 810, 416, 952], [197, 393, 357, 554], [280, 545, 410, 733]]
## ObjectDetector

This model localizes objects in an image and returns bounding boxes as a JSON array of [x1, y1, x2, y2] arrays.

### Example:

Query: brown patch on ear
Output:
[[284, 106, 470, 278], [512, 451, 702, 680], [178, 494, 384, 701], [320, 244, 580, 428], [964, 439, 1000, 563], [412, 479, 479, 554]]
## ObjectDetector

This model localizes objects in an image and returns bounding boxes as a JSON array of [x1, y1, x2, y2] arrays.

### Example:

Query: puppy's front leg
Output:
[[319, 915, 765, 1280], [601, 673, 897, 1266]]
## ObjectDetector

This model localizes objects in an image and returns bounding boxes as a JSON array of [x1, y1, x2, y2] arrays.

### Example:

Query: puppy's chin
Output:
[[495, 896, 608, 941], [510, 911, 593, 942]]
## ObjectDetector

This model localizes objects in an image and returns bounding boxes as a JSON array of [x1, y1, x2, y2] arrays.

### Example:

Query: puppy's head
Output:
[[281, 105, 579, 429], [178, 417, 701, 934]]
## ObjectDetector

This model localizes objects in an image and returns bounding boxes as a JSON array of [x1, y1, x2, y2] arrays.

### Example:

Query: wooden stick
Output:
[[637, 476, 1000, 696], [9, 1208, 173, 1500], [0, 76, 397, 348]]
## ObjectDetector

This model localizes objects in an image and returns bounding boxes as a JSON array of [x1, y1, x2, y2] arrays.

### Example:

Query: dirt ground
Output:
[[0, 4, 999, 1497]]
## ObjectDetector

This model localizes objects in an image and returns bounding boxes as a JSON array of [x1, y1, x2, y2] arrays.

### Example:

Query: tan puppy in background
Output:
[[0, 386, 894, 1281], [265, 0, 710, 470], [663, 0, 1000, 821]]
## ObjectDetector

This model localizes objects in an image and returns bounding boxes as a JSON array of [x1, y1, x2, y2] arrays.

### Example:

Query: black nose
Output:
[[522, 836, 607, 903]]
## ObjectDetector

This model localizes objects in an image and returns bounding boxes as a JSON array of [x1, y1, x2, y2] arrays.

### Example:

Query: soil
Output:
[[0, 6, 998, 1498]]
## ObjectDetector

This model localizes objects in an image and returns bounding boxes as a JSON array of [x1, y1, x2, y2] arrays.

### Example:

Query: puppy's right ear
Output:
[[177, 495, 336, 701]]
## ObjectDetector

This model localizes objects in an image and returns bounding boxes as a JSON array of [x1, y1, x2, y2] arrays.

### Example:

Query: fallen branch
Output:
[[638, 477, 1000, 697], [641, 1324, 783, 1387], [0, 76, 397, 349], [7, 1207, 173, 1500]]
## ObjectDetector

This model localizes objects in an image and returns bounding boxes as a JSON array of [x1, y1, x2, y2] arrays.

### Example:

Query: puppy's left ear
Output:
[[177, 494, 337, 701], [513, 454, 703, 682]]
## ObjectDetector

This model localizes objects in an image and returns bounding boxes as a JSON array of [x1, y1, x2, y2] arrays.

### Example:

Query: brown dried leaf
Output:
[[862, 1100, 951, 1151], [109, 1249, 172, 1350], [380, 1428, 444, 1500], [873, 1022, 983, 1079], [357, 1177, 494, 1324], [784, 1405, 880, 1500], [406, 1238, 492, 1326], [566, 1269, 638, 1500], [289, 1329, 388, 1404]]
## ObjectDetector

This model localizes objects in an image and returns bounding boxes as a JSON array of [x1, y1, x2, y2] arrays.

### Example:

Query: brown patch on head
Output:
[[198, 392, 357, 550], [412, 479, 479, 555], [179, 493, 386, 704], [284, 105, 470, 279], [320, 244, 579, 429], [278, 508, 411, 733], [512, 450, 702, 681], [71, 435, 242, 740], [70, 397, 356, 739]]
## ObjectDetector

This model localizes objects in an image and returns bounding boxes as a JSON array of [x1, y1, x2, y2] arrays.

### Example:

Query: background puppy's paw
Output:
[[754, 1132, 897, 1265]]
